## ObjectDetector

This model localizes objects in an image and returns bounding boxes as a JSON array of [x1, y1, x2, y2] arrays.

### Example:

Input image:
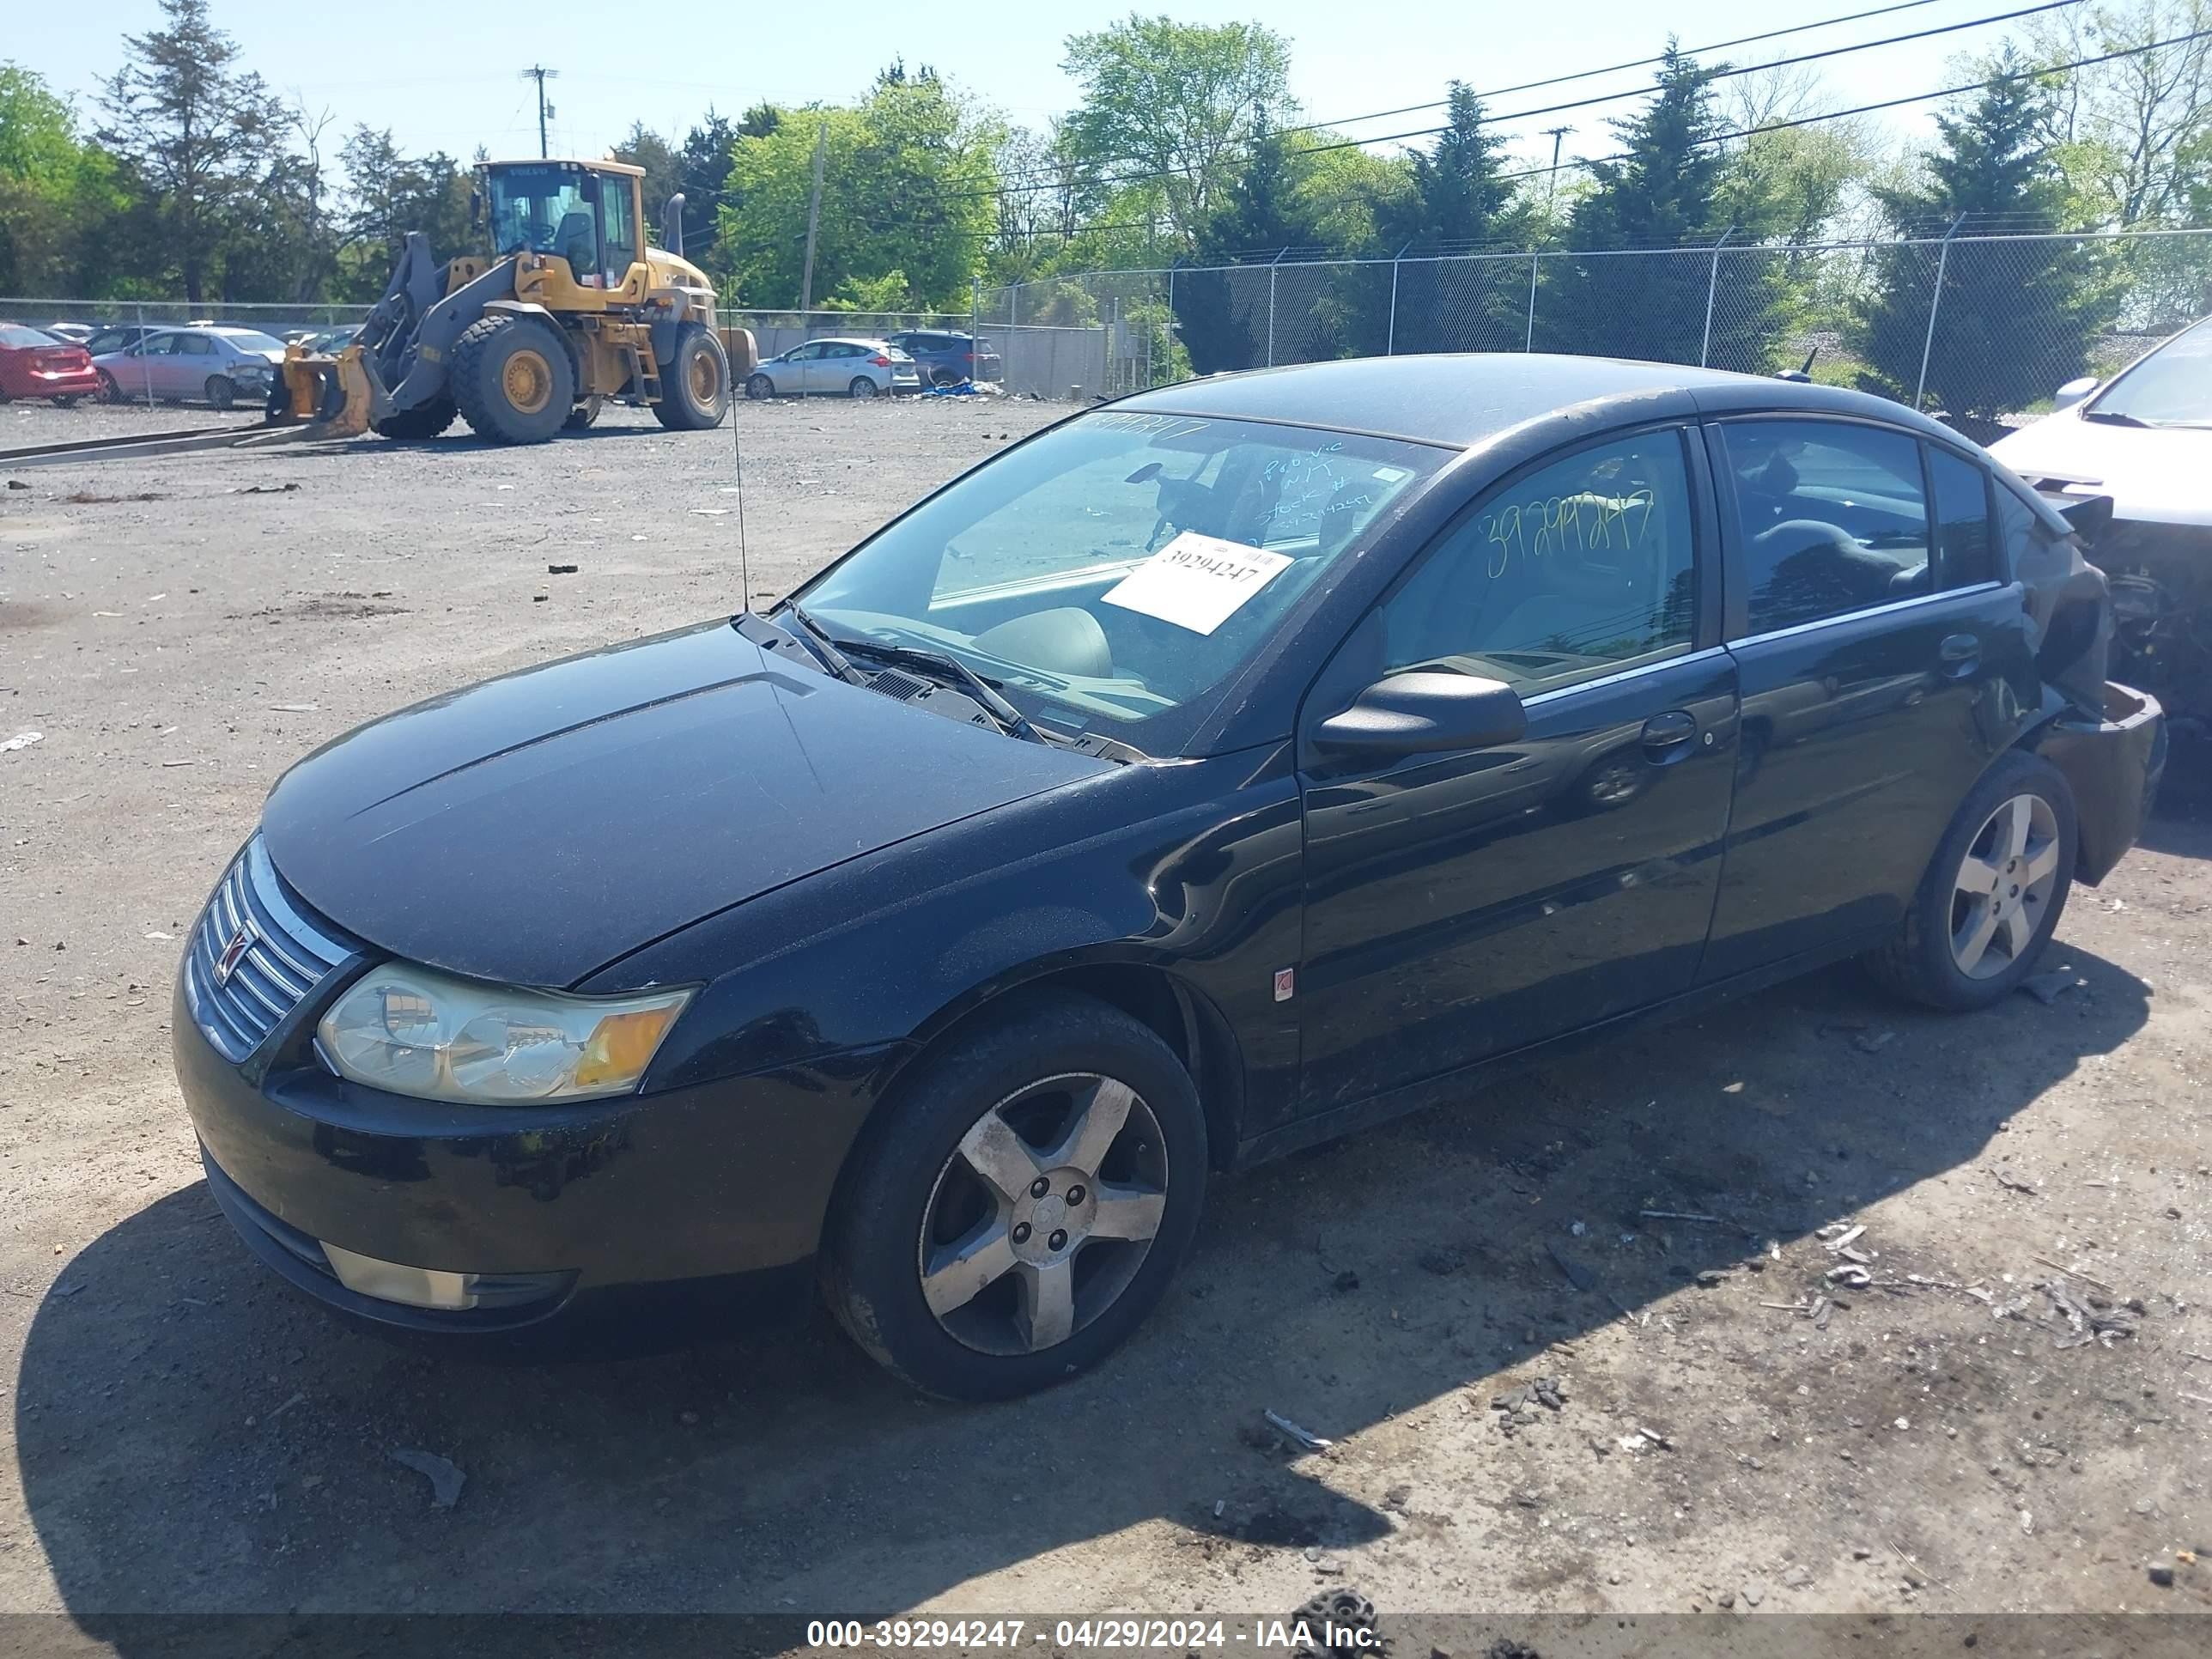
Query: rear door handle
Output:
[[1939, 632, 1981, 675], [1640, 709, 1697, 754]]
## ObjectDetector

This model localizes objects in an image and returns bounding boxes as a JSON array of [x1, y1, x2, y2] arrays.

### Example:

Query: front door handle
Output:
[[1640, 709, 1697, 754], [1939, 632, 1982, 677]]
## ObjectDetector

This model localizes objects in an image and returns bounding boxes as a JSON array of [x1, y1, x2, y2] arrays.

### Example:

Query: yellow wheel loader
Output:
[[277, 158, 757, 444]]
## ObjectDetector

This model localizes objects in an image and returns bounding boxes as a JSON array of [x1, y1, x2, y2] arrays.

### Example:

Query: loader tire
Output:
[[372, 396, 459, 441], [652, 322, 730, 431], [453, 314, 574, 445]]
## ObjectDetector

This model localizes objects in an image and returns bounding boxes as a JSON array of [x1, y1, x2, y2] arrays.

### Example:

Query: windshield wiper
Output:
[[775, 601, 867, 685], [2079, 408, 2150, 427], [828, 635, 1048, 745]]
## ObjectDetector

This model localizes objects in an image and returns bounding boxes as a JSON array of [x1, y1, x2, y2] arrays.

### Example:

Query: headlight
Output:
[[316, 963, 693, 1104]]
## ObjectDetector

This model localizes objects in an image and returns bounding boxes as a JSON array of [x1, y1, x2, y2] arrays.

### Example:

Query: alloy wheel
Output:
[[916, 1073, 1169, 1356], [1948, 793, 2061, 979]]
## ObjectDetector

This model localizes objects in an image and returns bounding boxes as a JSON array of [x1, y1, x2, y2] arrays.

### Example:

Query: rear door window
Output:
[[1722, 420, 1933, 635], [1928, 446, 1999, 588]]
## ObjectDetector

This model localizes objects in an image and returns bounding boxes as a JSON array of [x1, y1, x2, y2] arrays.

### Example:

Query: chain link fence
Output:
[[14, 228, 2203, 414], [980, 227, 2212, 422]]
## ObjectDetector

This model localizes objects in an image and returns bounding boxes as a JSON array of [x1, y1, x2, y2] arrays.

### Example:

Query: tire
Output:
[[451, 313, 574, 445], [652, 322, 730, 430], [847, 375, 879, 399], [1866, 750, 2079, 1011], [371, 396, 459, 441], [744, 373, 775, 401], [95, 371, 121, 404], [931, 366, 963, 388], [822, 991, 1207, 1401], [563, 394, 603, 431], [204, 374, 235, 410]]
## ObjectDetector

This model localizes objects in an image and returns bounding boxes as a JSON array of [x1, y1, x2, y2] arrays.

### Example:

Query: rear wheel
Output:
[[1867, 751, 2078, 1010], [848, 375, 879, 399], [371, 396, 459, 441], [652, 323, 730, 430], [931, 365, 963, 388], [204, 374, 235, 410], [452, 313, 574, 445], [563, 394, 603, 431], [822, 992, 1206, 1401]]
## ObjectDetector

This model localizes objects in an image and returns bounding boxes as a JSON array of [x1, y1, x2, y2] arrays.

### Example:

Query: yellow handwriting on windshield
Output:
[[1481, 489, 1656, 578]]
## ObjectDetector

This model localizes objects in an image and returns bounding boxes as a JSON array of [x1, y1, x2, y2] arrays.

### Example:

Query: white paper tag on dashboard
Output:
[[1101, 532, 1292, 635]]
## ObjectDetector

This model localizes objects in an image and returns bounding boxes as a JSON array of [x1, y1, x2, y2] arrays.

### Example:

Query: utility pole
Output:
[[799, 118, 829, 313], [521, 65, 559, 159], [1540, 125, 1574, 212]]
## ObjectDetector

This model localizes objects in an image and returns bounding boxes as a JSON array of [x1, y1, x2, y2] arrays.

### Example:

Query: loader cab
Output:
[[481, 158, 648, 298]]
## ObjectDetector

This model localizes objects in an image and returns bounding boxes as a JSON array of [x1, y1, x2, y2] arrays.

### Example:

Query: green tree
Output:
[[1373, 83, 1528, 356], [1538, 44, 1754, 366], [1060, 14, 1292, 250], [0, 64, 126, 295], [1856, 52, 2120, 415], [670, 108, 741, 265], [717, 70, 999, 310], [335, 125, 471, 298], [610, 121, 678, 227], [95, 0, 278, 303]]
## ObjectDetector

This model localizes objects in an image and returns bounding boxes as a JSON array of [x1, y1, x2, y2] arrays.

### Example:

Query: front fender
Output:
[[593, 746, 1305, 1124]]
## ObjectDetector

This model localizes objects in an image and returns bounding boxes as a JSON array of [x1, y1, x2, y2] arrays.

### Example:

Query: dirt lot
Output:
[[2, 395, 2209, 1645]]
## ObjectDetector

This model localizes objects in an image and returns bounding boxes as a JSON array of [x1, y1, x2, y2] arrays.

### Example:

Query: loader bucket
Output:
[[276, 343, 378, 436]]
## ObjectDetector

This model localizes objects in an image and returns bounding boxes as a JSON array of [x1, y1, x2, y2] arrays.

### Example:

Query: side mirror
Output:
[[1310, 672, 1528, 760], [2053, 375, 2098, 410]]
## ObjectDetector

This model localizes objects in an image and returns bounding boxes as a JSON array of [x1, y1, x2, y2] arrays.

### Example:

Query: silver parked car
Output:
[[91, 325, 289, 410], [743, 337, 921, 400]]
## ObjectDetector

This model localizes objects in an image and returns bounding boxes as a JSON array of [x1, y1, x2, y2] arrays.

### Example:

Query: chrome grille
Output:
[[182, 837, 353, 1062]]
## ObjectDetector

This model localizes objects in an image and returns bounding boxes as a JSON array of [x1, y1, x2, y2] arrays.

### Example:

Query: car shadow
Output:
[[15, 948, 2151, 1628]]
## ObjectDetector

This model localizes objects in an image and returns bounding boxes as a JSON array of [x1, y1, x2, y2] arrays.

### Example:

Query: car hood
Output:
[[1990, 410, 2212, 527], [259, 619, 1109, 988]]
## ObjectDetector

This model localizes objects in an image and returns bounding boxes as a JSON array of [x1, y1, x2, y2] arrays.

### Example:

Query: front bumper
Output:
[[2037, 681, 2166, 884], [173, 968, 875, 1347]]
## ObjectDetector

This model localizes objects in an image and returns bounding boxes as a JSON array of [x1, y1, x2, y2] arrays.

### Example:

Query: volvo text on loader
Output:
[[277, 157, 757, 445]]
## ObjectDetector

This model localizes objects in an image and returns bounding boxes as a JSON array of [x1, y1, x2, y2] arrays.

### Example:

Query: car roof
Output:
[[807, 336, 884, 347], [1109, 352, 1965, 452]]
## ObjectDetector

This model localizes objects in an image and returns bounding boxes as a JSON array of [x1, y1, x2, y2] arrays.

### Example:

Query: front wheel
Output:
[[204, 374, 235, 410], [744, 374, 775, 401], [822, 992, 1206, 1401], [95, 371, 122, 404], [452, 313, 574, 444], [652, 322, 730, 430], [847, 375, 879, 399], [1866, 750, 2078, 1011]]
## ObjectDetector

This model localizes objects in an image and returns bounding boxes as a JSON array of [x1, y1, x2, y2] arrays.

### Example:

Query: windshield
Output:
[[2087, 317, 2211, 426], [487, 163, 596, 260], [795, 411, 1449, 751], [0, 325, 57, 348]]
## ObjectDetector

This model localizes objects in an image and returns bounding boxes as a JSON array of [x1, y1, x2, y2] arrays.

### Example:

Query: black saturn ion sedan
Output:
[[176, 354, 2164, 1399]]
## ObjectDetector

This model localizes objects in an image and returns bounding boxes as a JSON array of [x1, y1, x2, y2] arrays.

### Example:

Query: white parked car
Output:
[[1991, 316, 2211, 726], [743, 337, 921, 400]]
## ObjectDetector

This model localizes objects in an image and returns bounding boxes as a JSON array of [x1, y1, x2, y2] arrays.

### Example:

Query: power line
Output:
[[979, 0, 2091, 207], [983, 0, 2082, 196], [994, 27, 2212, 254]]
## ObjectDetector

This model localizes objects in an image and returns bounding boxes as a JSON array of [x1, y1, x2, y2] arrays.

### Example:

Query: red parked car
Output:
[[0, 323, 100, 406]]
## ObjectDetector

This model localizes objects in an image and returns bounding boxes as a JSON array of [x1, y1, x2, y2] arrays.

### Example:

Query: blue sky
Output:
[[20, 0, 2025, 176]]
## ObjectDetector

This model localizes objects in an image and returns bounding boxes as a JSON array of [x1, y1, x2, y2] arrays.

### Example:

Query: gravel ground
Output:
[[3, 395, 2209, 1643]]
